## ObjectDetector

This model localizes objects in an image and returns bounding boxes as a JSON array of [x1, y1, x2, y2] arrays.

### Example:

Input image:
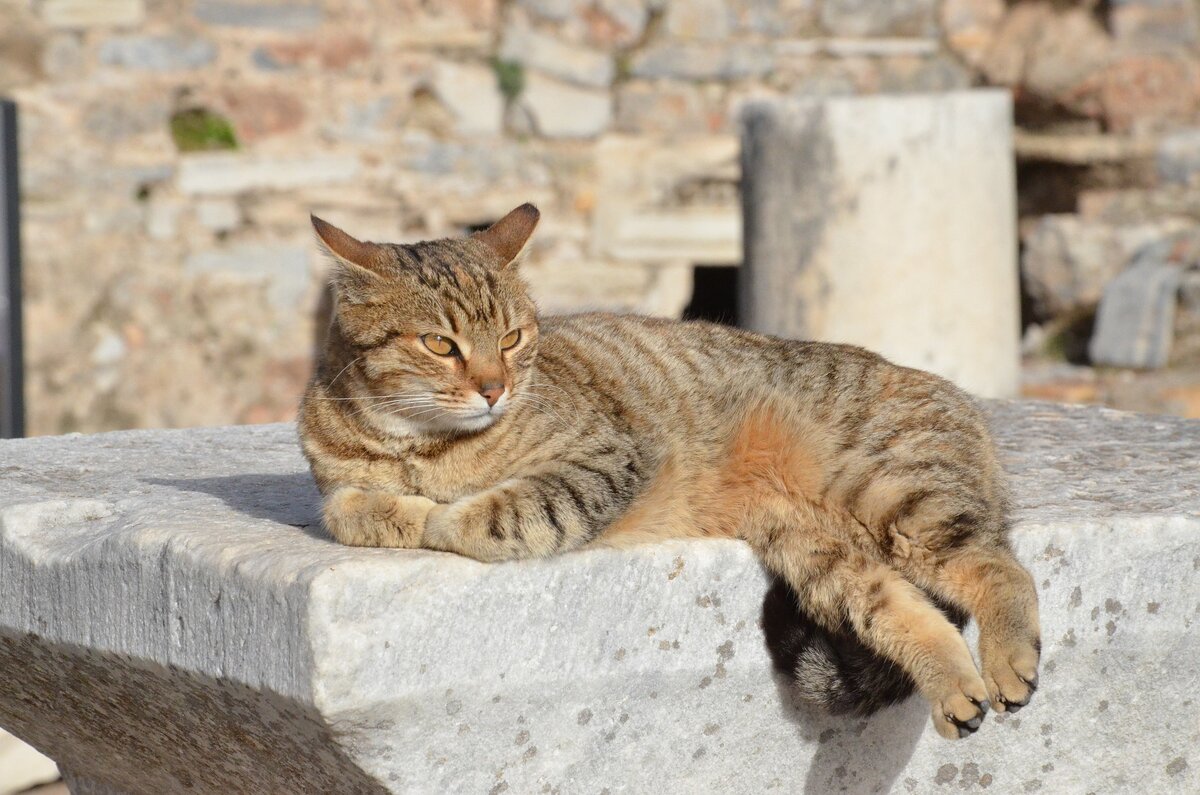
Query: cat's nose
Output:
[[479, 383, 505, 408]]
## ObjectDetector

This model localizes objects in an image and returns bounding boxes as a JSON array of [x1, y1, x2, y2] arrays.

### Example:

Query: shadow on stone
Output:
[[768, 672, 926, 794], [144, 473, 327, 541], [0, 631, 386, 794]]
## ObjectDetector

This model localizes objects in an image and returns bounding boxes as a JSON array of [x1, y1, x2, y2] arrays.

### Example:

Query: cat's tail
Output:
[[761, 575, 968, 716]]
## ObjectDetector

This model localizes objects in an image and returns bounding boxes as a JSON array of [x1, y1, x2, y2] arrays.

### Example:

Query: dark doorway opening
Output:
[[682, 265, 739, 326]]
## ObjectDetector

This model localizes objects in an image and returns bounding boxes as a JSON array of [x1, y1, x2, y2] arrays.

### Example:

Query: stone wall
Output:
[[4, 0, 1200, 434]]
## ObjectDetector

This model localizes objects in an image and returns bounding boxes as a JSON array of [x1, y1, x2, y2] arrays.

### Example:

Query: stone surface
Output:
[[499, 23, 614, 88], [1089, 257, 1183, 369], [630, 42, 775, 81], [428, 61, 504, 136], [820, 0, 937, 38], [40, 0, 145, 28], [192, 1, 323, 30], [1021, 215, 1194, 319], [740, 91, 1020, 398], [98, 35, 217, 71], [185, 244, 311, 310], [518, 75, 612, 138], [0, 730, 58, 795], [176, 153, 361, 195], [1157, 127, 1200, 184], [0, 404, 1197, 792]]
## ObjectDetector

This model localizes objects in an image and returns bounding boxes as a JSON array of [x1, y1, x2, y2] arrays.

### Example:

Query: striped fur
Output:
[[299, 206, 1041, 739]]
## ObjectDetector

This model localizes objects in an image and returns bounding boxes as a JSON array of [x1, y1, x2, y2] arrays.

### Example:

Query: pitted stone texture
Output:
[[0, 403, 1197, 793]]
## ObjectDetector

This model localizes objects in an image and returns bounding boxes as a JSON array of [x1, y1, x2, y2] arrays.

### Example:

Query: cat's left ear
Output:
[[473, 203, 540, 269]]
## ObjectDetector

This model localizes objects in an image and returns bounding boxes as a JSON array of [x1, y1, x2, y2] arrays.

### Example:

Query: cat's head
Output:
[[312, 204, 541, 436]]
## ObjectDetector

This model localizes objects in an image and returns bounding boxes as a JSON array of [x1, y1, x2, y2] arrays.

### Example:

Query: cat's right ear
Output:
[[311, 215, 387, 303]]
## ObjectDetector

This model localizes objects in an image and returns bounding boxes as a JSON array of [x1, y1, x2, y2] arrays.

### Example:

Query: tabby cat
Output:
[[298, 204, 1040, 740]]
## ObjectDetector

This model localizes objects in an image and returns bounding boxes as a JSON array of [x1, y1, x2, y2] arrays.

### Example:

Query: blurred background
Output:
[[2, 0, 1199, 442], [3, 2, 1200, 789]]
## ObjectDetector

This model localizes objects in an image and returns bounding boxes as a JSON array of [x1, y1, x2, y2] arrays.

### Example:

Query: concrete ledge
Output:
[[0, 402, 1197, 793]]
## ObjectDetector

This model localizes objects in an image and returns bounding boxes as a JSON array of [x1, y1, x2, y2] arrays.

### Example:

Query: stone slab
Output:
[[1089, 259, 1182, 368], [741, 91, 1021, 398], [0, 402, 1198, 793]]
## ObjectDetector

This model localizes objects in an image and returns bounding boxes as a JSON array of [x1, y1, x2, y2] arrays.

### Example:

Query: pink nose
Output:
[[479, 383, 505, 407]]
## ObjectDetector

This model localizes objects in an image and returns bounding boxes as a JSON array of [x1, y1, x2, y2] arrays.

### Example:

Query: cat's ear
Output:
[[472, 203, 540, 268], [311, 215, 388, 302]]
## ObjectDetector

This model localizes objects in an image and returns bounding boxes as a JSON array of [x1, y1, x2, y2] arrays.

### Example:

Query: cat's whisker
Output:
[[325, 356, 362, 391]]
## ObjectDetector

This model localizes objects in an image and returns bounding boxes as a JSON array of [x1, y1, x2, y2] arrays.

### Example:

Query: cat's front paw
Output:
[[323, 487, 438, 549]]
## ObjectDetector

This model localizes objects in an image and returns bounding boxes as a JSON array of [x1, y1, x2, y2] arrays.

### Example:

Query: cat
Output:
[[298, 203, 1040, 740]]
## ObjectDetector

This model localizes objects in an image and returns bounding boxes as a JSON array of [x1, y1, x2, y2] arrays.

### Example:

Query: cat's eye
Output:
[[500, 330, 521, 350], [422, 334, 457, 356]]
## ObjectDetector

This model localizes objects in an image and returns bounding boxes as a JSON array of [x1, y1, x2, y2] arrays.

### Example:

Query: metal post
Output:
[[1, 99, 24, 438]]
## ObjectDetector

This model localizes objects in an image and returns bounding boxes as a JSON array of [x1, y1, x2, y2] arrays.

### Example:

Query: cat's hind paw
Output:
[[983, 639, 1040, 714], [931, 673, 991, 740]]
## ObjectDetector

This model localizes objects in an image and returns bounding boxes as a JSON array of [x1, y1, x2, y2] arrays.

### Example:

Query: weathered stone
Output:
[[81, 94, 170, 142], [98, 35, 217, 71], [0, 17, 44, 91], [1109, 0, 1199, 50], [820, 0, 937, 38], [195, 199, 241, 232], [1, 404, 1198, 792], [251, 34, 371, 71], [614, 81, 722, 134], [819, 38, 938, 57], [193, 1, 323, 30], [177, 153, 361, 195], [1088, 257, 1182, 369], [219, 87, 306, 142], [1075, 55, 1200, 133], [878, 55, 972, 93], [741, 91, 1019, 398], [1157, 128, 1200, 185], [498, 23, 614, 88], [0, 730, 58, 795], [631, 42, 775, 81], [428, 61, 504, 136], [664, 0, 735, 40], [1021, 215, 1195, 319], [377, 0, 497, 50], [185, 244, 311, 310], [592, 135, 741, 264], [518, 74, 611, 138], [941, 0, 1005, 68], [41, 0, 145, 28]]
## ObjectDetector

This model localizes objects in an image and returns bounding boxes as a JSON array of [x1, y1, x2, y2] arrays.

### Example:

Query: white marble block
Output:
[[0, 402, 1197, 793], [741, 91, 1021, 398]]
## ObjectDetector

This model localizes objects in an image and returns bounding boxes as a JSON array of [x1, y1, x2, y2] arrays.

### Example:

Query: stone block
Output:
[[193, 1, 322, 30], [185, 244, 311, 310], [498, 23, 614, 88], [428, 61, 504, 136], [1158, 128, 1200, 185], [177, 153, 360, 195], [592, 135, 741, 265], [41, 0, 145, 28], [630, 43, 775, 81], [1088, 258, 1182, 369], [740, 91, 1019, 398], [518, 75, 611, 138], [98, 35, 217, 71], [0, 403, 1197, 792], [664, 0, 735, 40], [1021, 215, 1194, 319], [820, 0, 937, 37]]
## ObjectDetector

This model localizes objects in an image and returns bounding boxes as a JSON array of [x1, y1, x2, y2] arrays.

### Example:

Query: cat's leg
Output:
[[423, 452, 644, 562], [928, 546, 1041, 714], [746, 506, 990, 739], [322, 486, 438, 548]]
